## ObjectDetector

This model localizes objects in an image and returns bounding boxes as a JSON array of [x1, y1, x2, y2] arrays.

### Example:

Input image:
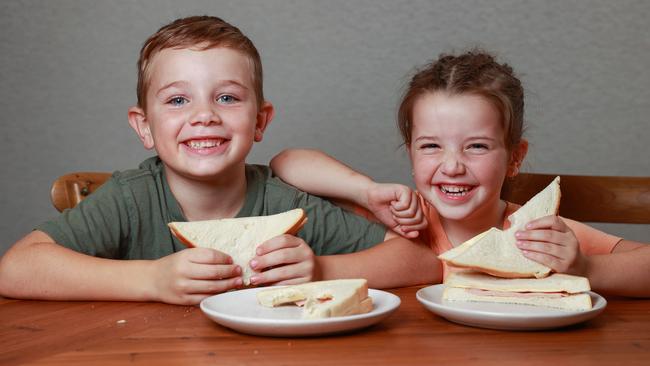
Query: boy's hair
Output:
[[397, 50, 525, 151], [136, 15, 263, 108]]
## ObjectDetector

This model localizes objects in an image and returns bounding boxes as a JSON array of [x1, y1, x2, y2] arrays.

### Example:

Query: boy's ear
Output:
[[508, 138, 528, 177], [254, 101, 275, 142], [128, 106, 155, 150]]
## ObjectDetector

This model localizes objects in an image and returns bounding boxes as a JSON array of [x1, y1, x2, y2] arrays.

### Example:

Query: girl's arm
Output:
[[516, 216, 650, 297], [270, 148, 374, 208], [585, 240, 650, 297], [316, 236, 442, 288]]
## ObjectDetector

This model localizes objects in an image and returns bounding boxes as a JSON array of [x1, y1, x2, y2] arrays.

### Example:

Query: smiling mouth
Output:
[[184, 139, 227, 149], [439, 185, 472, 197]]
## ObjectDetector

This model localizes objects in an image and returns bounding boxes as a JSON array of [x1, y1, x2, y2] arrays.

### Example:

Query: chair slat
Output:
[[503, 173, 650, 224], [50, 172, 112, 212]]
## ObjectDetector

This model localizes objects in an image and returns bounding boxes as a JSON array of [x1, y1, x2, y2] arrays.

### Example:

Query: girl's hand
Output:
[[248, 234, 318, 286], [514, 215, 588, 275], [366, 183, 427, 238], [152, 248, 243, 305]]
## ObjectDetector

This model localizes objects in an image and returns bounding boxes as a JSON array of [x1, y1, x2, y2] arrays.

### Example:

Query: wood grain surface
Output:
[[1, 287, 649, 365]]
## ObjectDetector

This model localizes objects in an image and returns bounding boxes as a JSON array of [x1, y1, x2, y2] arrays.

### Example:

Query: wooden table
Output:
[[2, 287, 649, 365]]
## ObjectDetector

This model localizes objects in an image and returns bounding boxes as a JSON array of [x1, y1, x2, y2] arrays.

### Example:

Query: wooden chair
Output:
[[49, 171, 650, 225], [502, 173, 650, 224], [50, 172, 111, 212]]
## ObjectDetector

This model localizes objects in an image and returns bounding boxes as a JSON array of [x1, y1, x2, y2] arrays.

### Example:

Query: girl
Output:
[[270, 50, 650, 297]]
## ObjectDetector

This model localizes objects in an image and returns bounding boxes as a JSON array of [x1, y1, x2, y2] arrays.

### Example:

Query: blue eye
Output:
[[168, 96, 188, 106], [217, 95, 237, 104]]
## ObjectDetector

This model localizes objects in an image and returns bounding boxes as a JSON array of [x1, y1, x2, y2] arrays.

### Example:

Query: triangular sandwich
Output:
[[438, 177, 561, 278], [168, 208, 307, 285]]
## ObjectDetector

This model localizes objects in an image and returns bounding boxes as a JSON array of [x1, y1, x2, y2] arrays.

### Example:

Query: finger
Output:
[[251, 245, 311, 271], [515, 239, 564, 258], [400, 222, 427, 232], [392, 214, 424, 226], [515, 229, 566, 246], [391, 226, 419, 238], [391, 197, 419, 218], [524, 215, 567, 231], [175, 277, 244, 296], [185, 247, 233, 265], [390, 187, 413, 210], [255, 234, 300, 256], [519, 248, 572, 273], [251, 262, 311, 285], [186, 263, 242, 280]]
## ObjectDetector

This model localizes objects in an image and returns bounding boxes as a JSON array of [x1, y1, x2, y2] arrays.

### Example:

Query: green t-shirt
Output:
[[36, 157, 386, 259]]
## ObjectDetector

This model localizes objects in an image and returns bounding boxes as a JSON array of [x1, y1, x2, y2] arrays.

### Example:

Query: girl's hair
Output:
[[397, 50, 525, 151], [136, 15, 263, 108]]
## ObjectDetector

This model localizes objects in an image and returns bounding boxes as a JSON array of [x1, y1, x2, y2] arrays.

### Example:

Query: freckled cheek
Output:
[[411, 159, 436, 186]]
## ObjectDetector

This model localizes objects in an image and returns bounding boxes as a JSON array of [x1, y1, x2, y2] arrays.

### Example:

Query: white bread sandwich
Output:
[[443, 271, 592, 311], [438, 176, 561, 278], [168, 208, 307, 285], [257, 279, 373, 319]]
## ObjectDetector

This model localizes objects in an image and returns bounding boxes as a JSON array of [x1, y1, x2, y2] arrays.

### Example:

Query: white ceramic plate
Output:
[[200, 288, 400, 337], [416, 284, 606, 331]]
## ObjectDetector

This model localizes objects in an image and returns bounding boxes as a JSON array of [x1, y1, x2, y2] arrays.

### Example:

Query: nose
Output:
[[440, 151, 466, 176], [190, 100, 220, 126]]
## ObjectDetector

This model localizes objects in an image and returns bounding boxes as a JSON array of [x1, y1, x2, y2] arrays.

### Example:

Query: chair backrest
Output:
[[502, 173, 650, 224], [49, 171, 650, 224], [50, 172, 112, 212]]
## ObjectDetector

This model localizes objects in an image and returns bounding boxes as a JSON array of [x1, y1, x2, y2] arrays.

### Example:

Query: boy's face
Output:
[[129, 47, 273, 182]]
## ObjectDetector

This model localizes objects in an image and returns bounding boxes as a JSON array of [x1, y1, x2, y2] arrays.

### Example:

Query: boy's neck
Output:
[[165, 164, 248, 221], [441, 199, 507, 246]]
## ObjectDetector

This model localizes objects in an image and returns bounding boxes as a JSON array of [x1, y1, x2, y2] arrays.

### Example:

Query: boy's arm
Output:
[[316, 236, 442, 288], [0, 231, 156, 301], [0, 230, 242, 304]]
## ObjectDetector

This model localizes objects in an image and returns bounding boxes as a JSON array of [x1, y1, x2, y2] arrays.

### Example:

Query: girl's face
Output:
[[408, 92, 519, 223]]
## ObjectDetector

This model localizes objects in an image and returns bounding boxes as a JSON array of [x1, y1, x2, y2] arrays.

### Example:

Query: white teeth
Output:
[[440, 185, 471, 195], [187, 139, 224, 149]]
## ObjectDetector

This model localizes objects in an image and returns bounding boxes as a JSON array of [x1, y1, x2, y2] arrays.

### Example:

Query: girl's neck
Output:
[[440, 199, 507, 246], [165, 164, 247, 221]]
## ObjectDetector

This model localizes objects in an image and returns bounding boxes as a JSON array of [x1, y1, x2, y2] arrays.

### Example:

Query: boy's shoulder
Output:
[[245, 163, 301, 193], [108, 156, 164, 186]]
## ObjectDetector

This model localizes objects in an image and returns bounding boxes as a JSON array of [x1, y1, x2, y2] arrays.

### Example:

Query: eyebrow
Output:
[[413, 135, 498, 142], [155, 80, 249, 98]]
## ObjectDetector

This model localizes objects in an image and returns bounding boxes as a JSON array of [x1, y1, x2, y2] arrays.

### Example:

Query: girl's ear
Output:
[[508, 139, 529, 177], [254, 101, 275, 142], [128, 106, 155, 150]]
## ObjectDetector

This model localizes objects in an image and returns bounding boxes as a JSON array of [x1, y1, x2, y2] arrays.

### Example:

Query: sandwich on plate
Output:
[[257, 279, 373, 319], [168, 208, 307, 285], [438, 177, 593, 311], [438, 176, 561, 279], [443, 271, 592, 311]]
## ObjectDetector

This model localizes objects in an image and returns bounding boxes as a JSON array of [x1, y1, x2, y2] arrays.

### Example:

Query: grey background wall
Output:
[[1, 0, 648, 256]]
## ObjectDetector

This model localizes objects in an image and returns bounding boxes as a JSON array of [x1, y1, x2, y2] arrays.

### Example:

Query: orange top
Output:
[[417, 193, 622, 280]]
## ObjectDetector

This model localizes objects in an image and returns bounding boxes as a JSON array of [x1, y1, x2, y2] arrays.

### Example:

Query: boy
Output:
[[0, 16, 439, 305]]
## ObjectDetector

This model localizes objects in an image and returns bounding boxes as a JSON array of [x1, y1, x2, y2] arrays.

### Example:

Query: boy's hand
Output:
[[152, 247, 243, 305], [514, 215, 588, 275], [248, 234, 318, 286], [366, 183, 427, 238]]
